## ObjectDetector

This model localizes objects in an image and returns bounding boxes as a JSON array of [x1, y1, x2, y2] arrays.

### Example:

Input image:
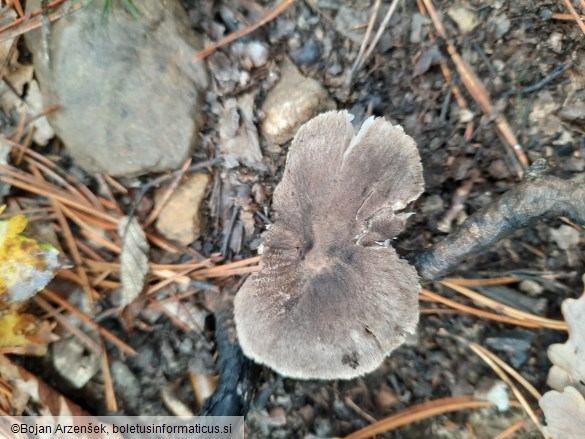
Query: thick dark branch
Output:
[[415, 162, 585, 282]]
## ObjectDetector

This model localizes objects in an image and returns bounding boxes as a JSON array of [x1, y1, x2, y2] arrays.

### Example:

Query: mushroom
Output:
[[234, 111, 424, 379]]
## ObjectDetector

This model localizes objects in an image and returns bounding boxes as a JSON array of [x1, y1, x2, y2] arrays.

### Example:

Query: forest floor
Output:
[[1, 0, 585, 438]]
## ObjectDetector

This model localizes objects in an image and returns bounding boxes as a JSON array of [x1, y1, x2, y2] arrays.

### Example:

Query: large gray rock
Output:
[[26, 0, 208, 176]]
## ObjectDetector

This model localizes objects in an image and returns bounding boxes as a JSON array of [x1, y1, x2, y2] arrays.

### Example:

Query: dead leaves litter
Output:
[[0, 208, 60, 355], [539, 276, 585, 438], [0, 209, 60, 305], [117, 216, 149, 307]]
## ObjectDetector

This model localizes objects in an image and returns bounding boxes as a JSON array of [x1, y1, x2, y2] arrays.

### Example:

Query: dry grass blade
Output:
[[83, 258, 216, 273], [360, 0, 400, 69], [53, 201, 97, 308], [33, 296, 101, 355], [477, 345, 542, 401], [26, 154, 96, 305], [345, 0, 381, 88], [562, 0, 585, 35], [343, 395, 495, 439], [421, 0, 528, 176], [0, 174, 118, 224], [415, 0, 473, 136], [145, 297, 192, 333], [466, 342, 543, 435], [0, 0, 83, 43], [552, 12, 585, 20], [493, 420, 526, 439], [59, 204, 121, 253], [100, 338, 117, 412], [441, 280, 567, 330], [192, 256, 260, 276], [193, 0, 295, 61], [25, 156, 104, 211], [193, 265, 260, 279], [143, 158, 191, 228], [147, 266, 202, 296], [102, 174, 128, 195], [444, 276, 519, 286], [0, 0, 66, 35], [420, 288, 541, 328], [41, 289, 137, 356]]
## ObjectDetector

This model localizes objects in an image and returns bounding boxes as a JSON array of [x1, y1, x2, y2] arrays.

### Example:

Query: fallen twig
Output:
[[415, 160, 585, 281], [0, 0, 83, 43], [193, 0, 295, 62], [343, 395, 498, 439], [562, 0, 585, 35]]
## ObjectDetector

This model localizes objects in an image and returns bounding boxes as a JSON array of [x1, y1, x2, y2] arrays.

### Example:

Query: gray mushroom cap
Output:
[[234, 111, 424, 380]]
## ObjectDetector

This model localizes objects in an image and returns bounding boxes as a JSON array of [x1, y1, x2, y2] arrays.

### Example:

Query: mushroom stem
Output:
[[199, 309, 255, 416], [415, 160, 585, 282]]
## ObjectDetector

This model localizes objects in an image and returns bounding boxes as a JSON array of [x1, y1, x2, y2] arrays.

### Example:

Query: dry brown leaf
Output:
[[540, 387, 585, 439], [0, 6, 54, 145], [0, 354, 88, 415], [219, 93, 265, 170], [0, 306, 57, 355], [540, 277, 585, 438], [117, 216, 149, 307], [547, 286, 585, 395], [0, 211, 61, 305]]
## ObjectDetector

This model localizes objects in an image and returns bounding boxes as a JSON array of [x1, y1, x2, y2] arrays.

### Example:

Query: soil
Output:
[[6, 0, 585, 438]]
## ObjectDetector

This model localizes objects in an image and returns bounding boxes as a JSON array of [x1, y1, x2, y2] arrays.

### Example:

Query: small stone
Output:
[[219, 94, 264, 170], [421, 194, 445, 214], [488, 13, 511, 39], [155, 173, 210, 245], [559, 91, 585, 124], [548, 32, 563, 54], [566, 158, 585, 172], [232, 41, 269, 69], [410, 13, 431, 44], [25, 0, 208, 176], [488, 159, 510, 179], [519, 279, 544, 297], [111, 361, 141, 402], [474, 378, 509, 411], [291, 39, 321, 66], [333, 6, 371, 44], [52, 337, 100, 388], [550, 225, 580, 250], [485, 333, 532, 368], [539, 9, 553, 20], [376, 386, 399, 408], [313, 418, 332, 437], [299, 405, 315, 424], [447, 7, 479, 34], [265, 407, 287, 427], [261, 59, 335, 144], [177, 338, 194, 354], [333, 399, 352, 420]]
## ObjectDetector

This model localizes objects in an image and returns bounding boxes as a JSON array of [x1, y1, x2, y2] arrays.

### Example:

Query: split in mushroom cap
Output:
[[234, 111, 424, 380]]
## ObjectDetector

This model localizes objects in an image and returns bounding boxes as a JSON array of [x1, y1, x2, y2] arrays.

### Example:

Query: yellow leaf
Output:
[[0, 213, 61, 304], [0, 306, 56, 355]]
